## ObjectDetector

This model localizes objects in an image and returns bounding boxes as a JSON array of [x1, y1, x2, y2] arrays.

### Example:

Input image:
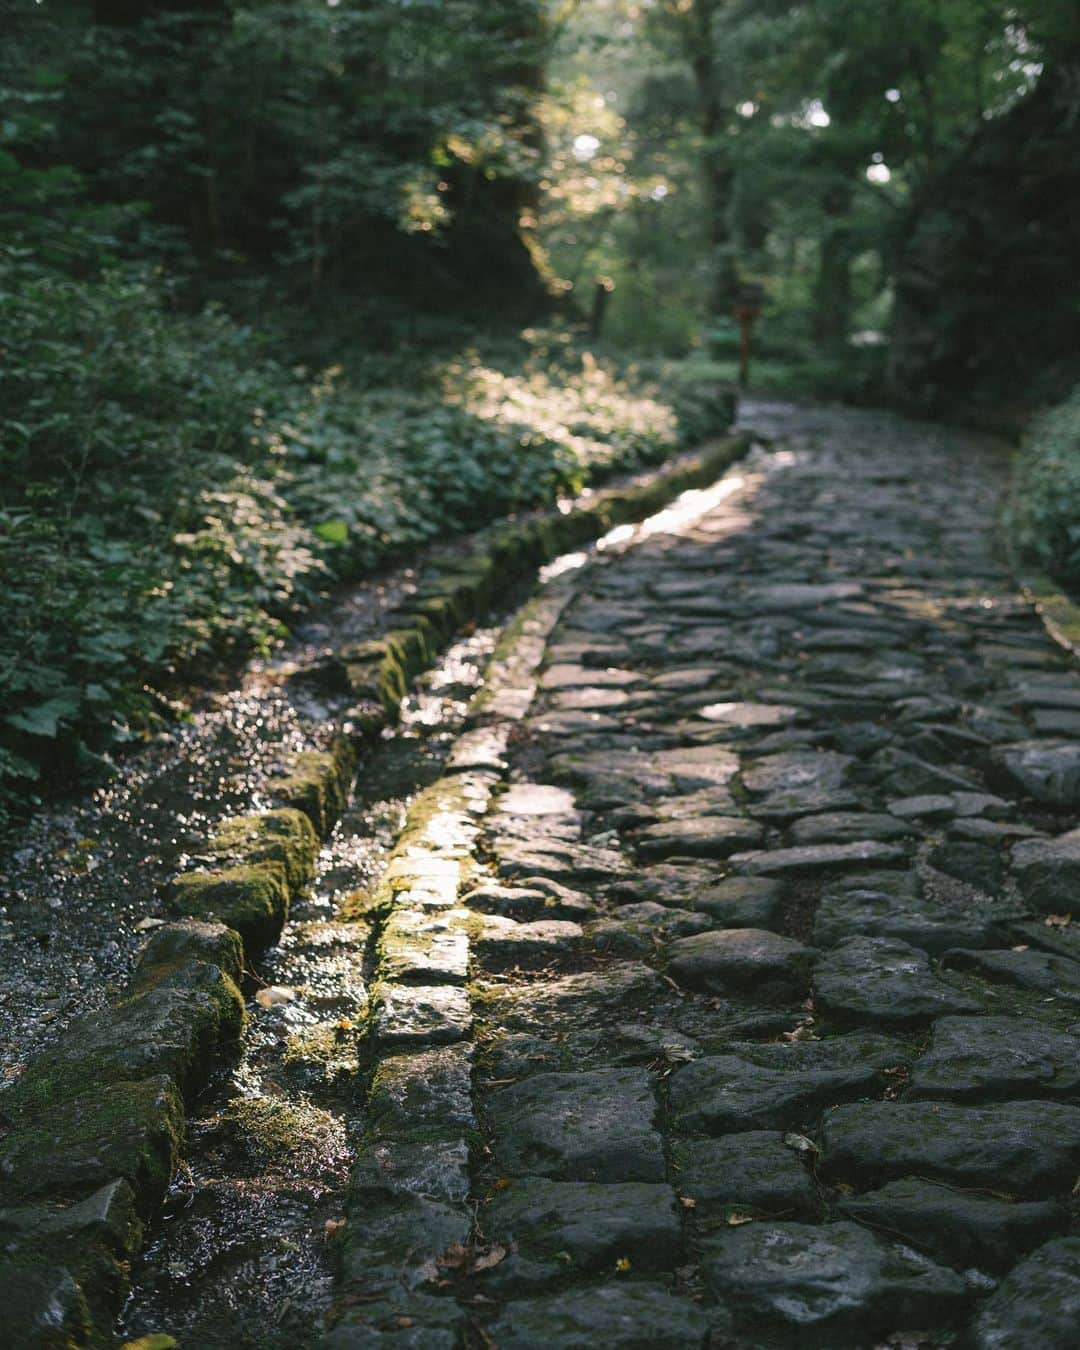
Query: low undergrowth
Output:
[[1008, 384, 1080, 592], [0, 260, 731, 835]]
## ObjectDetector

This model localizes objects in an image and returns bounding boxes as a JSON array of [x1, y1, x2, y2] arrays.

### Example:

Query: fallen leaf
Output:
[[1045, 914, 1072, 927], [324, 1218, 346, 1241], [120, 1338, 178, 1350], [783, 1132, 819, 1154], [135, 917, 165, 932], [614, 1256, 632, 1272], [1011, 944, 1030, 952], [256, 985, 297, 1007], [726, 1213, 754, 1226], [679, 1196, 697, 1210], [471, 1244, 507, 1273]]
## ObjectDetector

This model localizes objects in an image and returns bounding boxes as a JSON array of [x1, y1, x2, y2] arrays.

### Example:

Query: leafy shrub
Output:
[[1010, 386, 1080, 590], [0, 264, 721, 835]]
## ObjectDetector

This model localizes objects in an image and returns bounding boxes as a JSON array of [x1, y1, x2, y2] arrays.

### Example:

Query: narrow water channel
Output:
[[116, 628, 499, 1349]]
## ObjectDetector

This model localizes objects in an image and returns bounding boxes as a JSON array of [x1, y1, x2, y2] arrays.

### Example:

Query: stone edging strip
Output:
[[324, 588, 572, 1346], [0, 434, 749, 1347]]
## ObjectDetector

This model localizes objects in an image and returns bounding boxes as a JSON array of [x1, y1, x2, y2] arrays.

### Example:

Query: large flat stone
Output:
[[666, 928, 813, 1002], [813, 880, 1005, 954], [702, 1220, 967, 1338], [993, 740, 1080, 805], [691, 876, 785, 928], [821, 1099, 1080, 1197], [732, 841, 906, 876], [815, 936, 983, 1025], [635, 816, 763, 859], [672, 1132, 818, 1222], [1011, 829, 1080, 913], [839, 1177, 1065, 1273], [943, 946, 1080, 1005], [489, 1069, 665, 1182], [669, 1034, 909, 1134], [907, 1016, 1080, 1104], [742, 751, 854, 796], [973, 1237, 1080, 1349], [488, 1284, 709, 1349], [790, 812, 912, 845], [484, 1177, 679, 1275], [370, 984, 472, 1047]]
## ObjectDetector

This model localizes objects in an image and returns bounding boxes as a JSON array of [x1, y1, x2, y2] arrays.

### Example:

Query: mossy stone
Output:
[[271, 738, 356, 836], [170, 862, 289, 952], [136, 919, 244, 986], [208, 807, 318, 891], [0, 1075, 183, 1214]]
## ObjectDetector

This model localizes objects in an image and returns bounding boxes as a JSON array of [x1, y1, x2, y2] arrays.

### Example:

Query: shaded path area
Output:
[[330, 403, 1080, 1347], [5, 402, 1080, 1348]]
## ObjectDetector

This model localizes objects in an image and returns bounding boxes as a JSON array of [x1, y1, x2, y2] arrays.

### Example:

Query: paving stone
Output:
[[666, 928, 813, 1002], [672, 1131, 818, 1222], [993, 739, 1080, 805], [972, 1237, 1080, 1349], [367, 1045, 475, 1138], [790, 811, 912, 845], [873, 747, 982, 796], [1012, 829, 1080, 913], [635, 815, 763, 859], [496, 838, 625, 884], [839, 1177, 1065, 1272], [907, 1015, 1080, 1104], [702, 1220, 967, 1339], [539, 664, 644, 689], [473, 915, 584, 970], [942, 946, 1080, 1005], [488, 1284, 710, 1349], [350, 1138, 473, 1206], [820, 1099, 1080, 1197], [815, 936, 984, 1025], [484, 1177, 680, 1276], [732, 840, 906, 875], [480, 962, 662, 1037], [489, 1069, 665, 1182], [693, 700, 800, 728], [742, 751, 854, 796], [690, 875, 785, 928], [813, 880, 1005, 954], [378, 909, 470, 985], [371, 984, 472, 1047], [669, 1034, 909, 1134]]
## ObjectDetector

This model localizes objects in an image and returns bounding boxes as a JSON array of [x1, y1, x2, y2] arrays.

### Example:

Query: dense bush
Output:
[[0, 259, 725, 833], [1009, 386, 1080, 590]]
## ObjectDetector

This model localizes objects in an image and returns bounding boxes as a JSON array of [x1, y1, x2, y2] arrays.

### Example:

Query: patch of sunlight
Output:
[[573, 134, 601, 161], [540, 550, 590, 582], [866, 163, 891, 184]]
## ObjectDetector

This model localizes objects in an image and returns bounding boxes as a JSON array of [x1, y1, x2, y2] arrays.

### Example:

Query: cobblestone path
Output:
[[333, 405, 1080, 1348]]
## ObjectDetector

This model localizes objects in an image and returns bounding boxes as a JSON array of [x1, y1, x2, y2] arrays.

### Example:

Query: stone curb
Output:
[[324, 591, 571, 1344], [0, 435, 750, 1347]]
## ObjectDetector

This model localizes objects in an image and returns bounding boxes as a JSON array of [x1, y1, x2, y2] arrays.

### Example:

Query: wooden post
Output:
[[733, 282, 764, 389], [588, 277, 615, 342]]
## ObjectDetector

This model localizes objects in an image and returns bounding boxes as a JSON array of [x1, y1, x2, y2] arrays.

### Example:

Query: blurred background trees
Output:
[[1, 0, 1078, 827]]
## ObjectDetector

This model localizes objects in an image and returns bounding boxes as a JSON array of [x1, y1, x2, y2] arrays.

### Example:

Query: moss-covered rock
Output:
[[135, 919, 244, 987], [0, 1076, 183, 1215], [271, 738, 357, 837], [208, 807, 318, 891], [170, 862, 290, 952]]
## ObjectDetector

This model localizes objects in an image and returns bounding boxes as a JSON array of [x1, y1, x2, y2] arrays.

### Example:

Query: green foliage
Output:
[[1010, 387, 1080, 591], [0, 255, 707, 834]]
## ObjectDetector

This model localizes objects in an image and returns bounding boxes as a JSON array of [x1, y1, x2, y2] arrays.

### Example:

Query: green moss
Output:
[[171, 862, 289, 952], [208, 807, 318, 891], [135, 919, 245, 987], [271, 738, 357, 837], [1, 1076, 184, 1215]]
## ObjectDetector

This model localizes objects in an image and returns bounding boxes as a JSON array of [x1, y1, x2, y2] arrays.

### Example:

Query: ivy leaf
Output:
[[315, 519, 349, 545], [6, 691, 81, 738]]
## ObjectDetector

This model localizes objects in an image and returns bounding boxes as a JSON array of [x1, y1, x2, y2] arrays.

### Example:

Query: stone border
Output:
[[324, 589, 570, 1346], [0, 435, 750, 1347], [1015, 567, 1080, 659]]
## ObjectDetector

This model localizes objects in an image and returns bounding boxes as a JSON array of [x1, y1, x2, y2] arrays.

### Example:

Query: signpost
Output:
[[733, 281, 765, 389]]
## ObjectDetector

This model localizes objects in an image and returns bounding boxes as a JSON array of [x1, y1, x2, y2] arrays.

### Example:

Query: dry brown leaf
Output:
[[726, 1213, 754, 1226], [470, 1244, 507, 1273], [1045, 914, 1072, 927]]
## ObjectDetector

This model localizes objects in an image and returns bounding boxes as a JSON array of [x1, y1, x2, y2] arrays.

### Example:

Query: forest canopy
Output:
[[2, 0, 1078, 830]]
